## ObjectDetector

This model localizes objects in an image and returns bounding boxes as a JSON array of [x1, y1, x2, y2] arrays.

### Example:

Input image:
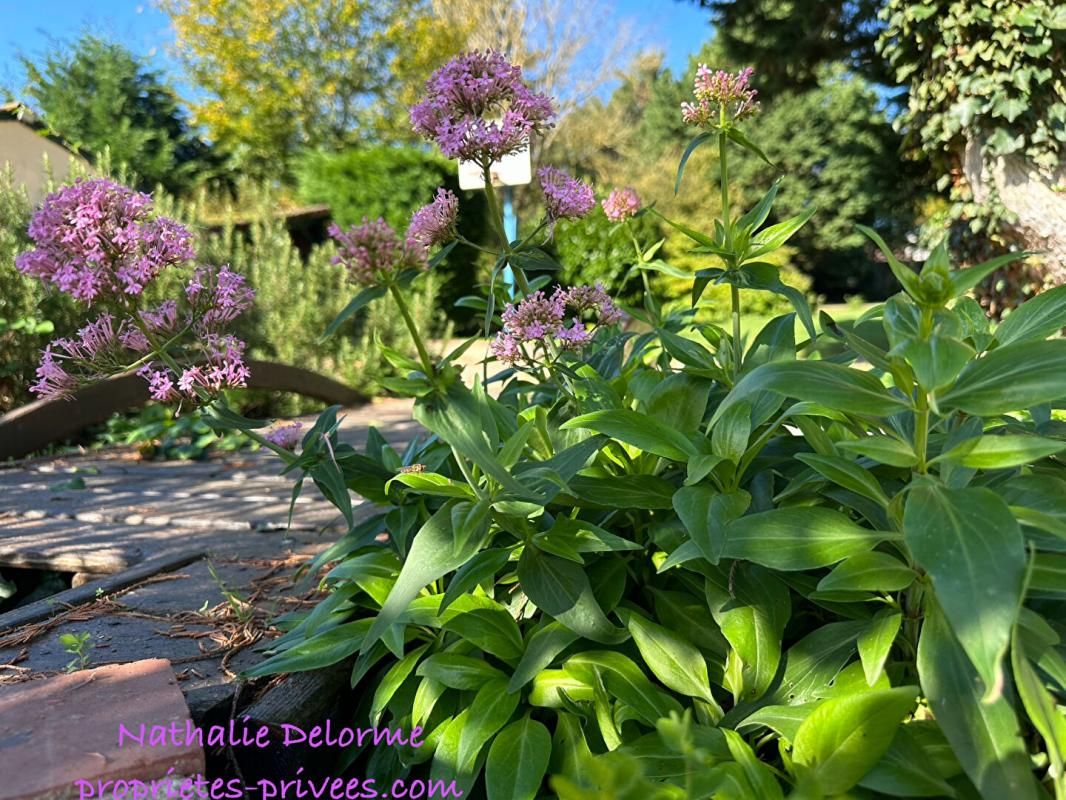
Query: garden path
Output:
[[0, 397, 416, 718]]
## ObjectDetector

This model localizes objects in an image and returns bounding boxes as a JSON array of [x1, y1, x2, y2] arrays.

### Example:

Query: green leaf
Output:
[[486, 717, 552, 800], [508, 622, 579, 693], [941, 340, 1066, 415], [416, 653, 508, 690], [951, 251, 1030, 296], [362, 503, 490, 654], [722, 729, 786, 800], [675, 131, 714, 193], [795, 453, 891, 507], [836, 435, 918, 468], [723, 507, 890, 570], [320, 285, 386, 341], [441, 548, 511, 612], [994, 283, 1066, 346], [767, 619, 869, 707], [747, 208, 815, 259], [442, 602, 524, 664], [857, 224, 920, 296], [726, 126, 775, 167], [904, 484, 1024, 699], [243, 620, 371, 677], [858, 726, 959, 798], [517, 548, 627, 644], [712, 361, 909, 426], [792, 686, 919, 795], [370, 644, 429, 724], [901, 334, 975, 391], [736, 704, 815, 741], [857, 609, 902, 687], [711, 400, 751, 463], [917, 603, 1038, 800], [673, 487, 750, 565], [563, 409, 696, 462], [415, 385, 544, 502], [509, 247, 562, 273], [707, 564, 790, 702], [622, 610, 717, 705], [565, 651, 683, 724], [816, 552, 916, 594], [737, 180, 780, 233], [1011, 630, 1066, 783], [385, 472, 477, 499], [568, 474, 676, 509], [937, 434, 1066, 469], [458, 679, 521, 774]]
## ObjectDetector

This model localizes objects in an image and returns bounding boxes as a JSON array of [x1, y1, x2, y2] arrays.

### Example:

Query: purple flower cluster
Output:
[[681, 66, 760, 128], [602, 187, 642, 223], [410, 50, 555, 165], [16, 178, 194, 302], [537, 167, 595, 226], [407, 189, 459, 249], [329, 218, 428, 287], [20, 181, 255, 403], [490, 283, 623, 365], [265, 421, 304, 450]]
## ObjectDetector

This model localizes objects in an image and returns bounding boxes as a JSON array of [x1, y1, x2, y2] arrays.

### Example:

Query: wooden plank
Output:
[[0, 548, 204, 631], [0, 518, 143, 573]]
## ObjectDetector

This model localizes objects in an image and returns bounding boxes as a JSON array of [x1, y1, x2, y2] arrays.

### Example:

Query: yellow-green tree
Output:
[[160, 0, 459, 171]]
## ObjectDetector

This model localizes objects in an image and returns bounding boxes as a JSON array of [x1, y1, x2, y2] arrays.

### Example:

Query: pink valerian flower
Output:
[[265, 421, 304, 450], [537, 167, 595, 225], [176, 335, 251, 396], [329, 218, 428, 287], [138, 365, 181, 402], [563, 284, 624, 325], [602, 188, 642, 223], [681, 65, 760, 128], [407, 188, 459, 249], [186, 266, 255, 329], [28, 315, 124, 400], [410, 50, 555, 165], [15, 178, 195, 303], [24, 183, 255, 405], [490, 283, 623, 366], [29, 346, 78, 400]]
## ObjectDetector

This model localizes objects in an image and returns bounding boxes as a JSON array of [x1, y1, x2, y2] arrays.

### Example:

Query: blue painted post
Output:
[[502, 185, 517, 297]]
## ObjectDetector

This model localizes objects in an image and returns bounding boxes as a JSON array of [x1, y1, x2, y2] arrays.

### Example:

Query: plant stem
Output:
[[718, 118, 742, 377], [914, 306, 935, 474], [730, 282, 742, 379], [482, 165, 531, 296], [914, 395, 930, 474], [388, 283, 435, 381]]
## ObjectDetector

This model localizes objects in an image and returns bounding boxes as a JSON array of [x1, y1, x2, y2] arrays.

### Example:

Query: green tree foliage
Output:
[[685, 0, 892, 90], [17, 35, 216, 194], [878, 0, 1066, 303], [296, 146, 489, 331], [160, 0, 460, 173]]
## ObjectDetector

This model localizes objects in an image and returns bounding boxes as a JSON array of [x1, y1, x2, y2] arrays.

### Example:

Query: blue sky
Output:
[[0, 0, 712, 98]]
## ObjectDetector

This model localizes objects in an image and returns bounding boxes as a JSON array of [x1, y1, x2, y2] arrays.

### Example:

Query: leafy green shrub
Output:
[[242, 61, 1063, 800], [21, 53, 1066, 800]]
